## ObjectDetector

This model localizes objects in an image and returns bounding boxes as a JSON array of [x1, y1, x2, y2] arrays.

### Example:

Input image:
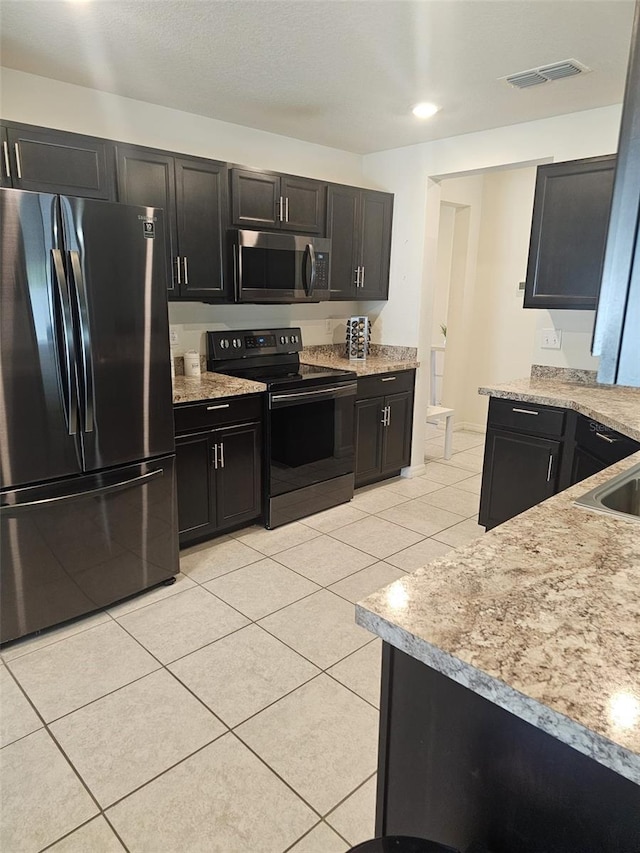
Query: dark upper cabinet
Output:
[[328, 185, 393, 300], [354, 370, 414, 488], [524, 155, 616, 310], [1, 122, 116, 200], [0, 126, 10, 189], [230, 168, 326, 234], [593, 4, 640, 386], [116, 144, 229, 300]]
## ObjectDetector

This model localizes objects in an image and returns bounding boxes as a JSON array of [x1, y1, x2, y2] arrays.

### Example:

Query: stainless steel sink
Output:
[[574, 461, 640, 522]]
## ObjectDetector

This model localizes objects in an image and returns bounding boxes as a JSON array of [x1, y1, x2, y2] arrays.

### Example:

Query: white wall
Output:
[[361, 104, 622, 469], [531, 310, 600, 370]]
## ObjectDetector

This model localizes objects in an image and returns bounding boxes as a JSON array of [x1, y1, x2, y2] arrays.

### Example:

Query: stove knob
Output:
[[280, 335, 286, 345], [233, 338, 241, 348], [292, 334, 298, 343], [221, 339, 229, 349]]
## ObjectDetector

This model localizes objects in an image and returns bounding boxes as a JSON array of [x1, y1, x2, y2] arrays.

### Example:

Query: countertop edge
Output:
[[478, 384, 640, 442], [355, 604, 640, 786]]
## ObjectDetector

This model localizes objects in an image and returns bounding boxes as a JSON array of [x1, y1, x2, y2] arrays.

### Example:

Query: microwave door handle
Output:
[[305, 243, 316, 297]]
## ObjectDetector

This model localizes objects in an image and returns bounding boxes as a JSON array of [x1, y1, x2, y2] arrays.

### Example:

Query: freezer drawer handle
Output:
[[69, 250, 95, 433], [51, 249, 79, 436], [0, 469, 164, 514]]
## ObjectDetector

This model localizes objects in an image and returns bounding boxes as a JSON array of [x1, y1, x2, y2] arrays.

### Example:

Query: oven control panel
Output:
[[207, 328, 303, 360]]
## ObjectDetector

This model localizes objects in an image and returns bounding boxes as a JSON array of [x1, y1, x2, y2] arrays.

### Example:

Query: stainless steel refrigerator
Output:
[[0, 188, 178, 644]]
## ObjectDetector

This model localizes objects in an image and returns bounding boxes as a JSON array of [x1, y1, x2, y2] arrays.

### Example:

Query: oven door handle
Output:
[[269, 382, 357, 408]]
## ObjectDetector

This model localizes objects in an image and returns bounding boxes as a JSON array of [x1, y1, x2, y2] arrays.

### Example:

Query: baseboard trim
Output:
[[455, 421, 486, 434]]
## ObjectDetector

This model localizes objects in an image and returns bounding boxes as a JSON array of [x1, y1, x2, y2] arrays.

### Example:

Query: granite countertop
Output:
[[357, 374, 640, 786], [301, 344, 419, 376], [173, 372, 266, 404], [478, 375, 640, 442]]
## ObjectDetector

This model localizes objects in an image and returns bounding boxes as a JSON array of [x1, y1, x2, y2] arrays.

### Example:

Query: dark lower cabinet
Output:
[[479, 429, 561, 529], [570, 412, 640, 486], [377, 643, 640, 852], [479, 399, 640, 530], [479, 397, 571, 530], [355, 371, 414, 488], [1, 121, 116, 199], [174, 398, 262, 546]]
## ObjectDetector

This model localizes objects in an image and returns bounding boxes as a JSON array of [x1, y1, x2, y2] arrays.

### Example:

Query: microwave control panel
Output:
[[207, 328, 303, 360], [314, 252, 329, 291]]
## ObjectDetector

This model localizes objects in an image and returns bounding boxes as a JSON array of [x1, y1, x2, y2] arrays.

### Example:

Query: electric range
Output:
[[207, 328, 357, 528]]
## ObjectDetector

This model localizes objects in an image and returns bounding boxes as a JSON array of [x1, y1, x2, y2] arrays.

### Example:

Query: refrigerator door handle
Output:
[[51, 249, 79, 435], [68, 250, 95, 434], [0, 469, 163, 515]]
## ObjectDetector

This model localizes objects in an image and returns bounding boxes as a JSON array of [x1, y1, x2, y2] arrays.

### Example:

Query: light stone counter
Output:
[[301, 344, 419, 376], [173, 372, 266, 404], [357, 375, 640, 786]]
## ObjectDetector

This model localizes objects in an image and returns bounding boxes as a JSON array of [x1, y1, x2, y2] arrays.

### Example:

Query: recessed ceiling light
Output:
[[412, 102, 439, 120]]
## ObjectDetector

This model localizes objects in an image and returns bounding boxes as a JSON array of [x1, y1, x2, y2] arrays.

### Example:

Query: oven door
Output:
[[234, 230, 330, 303], [268, 382, 356, 498]]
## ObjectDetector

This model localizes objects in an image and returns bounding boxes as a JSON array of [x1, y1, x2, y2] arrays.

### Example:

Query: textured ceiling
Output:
[[0, 0, 636, 154]]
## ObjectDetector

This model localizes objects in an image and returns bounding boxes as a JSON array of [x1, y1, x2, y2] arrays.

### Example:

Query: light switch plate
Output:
[[169, 327, 180, 346], [541, 328, 562, 349]]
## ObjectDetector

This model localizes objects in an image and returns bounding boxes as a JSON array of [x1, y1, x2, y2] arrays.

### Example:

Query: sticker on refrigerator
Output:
[[142, 220, 155, 238]]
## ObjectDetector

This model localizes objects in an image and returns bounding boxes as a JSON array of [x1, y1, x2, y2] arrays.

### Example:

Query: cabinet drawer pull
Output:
[[2, 141, 10, 178], [381, 376, 397, 382], [14, 143, 22, 179], [512, 407, 539, 416], [206, 403, 230, 411], [546, 454, 554, 483], [595, 431, 616, 444]]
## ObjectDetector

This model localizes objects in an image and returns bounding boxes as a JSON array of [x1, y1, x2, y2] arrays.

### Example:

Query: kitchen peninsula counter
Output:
[[172, 372, 266, 404], [356, 374, 640, 850]]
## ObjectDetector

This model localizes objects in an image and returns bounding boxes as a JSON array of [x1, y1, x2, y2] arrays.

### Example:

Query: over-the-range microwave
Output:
[[232, 229, 331, 303]]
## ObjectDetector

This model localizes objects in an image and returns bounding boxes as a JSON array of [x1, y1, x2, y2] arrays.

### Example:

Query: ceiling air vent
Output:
[[502, 59, 590, 90]]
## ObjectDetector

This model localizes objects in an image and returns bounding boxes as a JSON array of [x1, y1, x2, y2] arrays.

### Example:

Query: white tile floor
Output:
[[0, 429, 486, 853]]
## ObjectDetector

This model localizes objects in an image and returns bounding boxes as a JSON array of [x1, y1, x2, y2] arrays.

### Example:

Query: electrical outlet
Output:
[[325, 319, 332, 335], [169, 327, 180, 346], [541, 328, 562, 349]]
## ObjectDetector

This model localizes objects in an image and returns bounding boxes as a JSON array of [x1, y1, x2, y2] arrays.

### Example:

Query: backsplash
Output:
[[530, 365, 598, 385]]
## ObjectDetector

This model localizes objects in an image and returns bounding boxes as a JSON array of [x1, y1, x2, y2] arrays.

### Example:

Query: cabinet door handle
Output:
[[386, 405, 391, 426], [2, 141, 10, 179], [284, 196, 289, 222], [176, 256, 181, 285], [595, 431, 616, 444], [355, 267, 361, 287], [219, 442, 225, 469], [14, 142, 22, 179], [183, 256, 189, 285], [277, 196, 284, 222], [381, 376, 397, 382], [206, 403, 230, 411], [212, 443, 218, 469], [361, 265, 365, 289], [512, 407, 539, 416], [546, 454, 554, 483]]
